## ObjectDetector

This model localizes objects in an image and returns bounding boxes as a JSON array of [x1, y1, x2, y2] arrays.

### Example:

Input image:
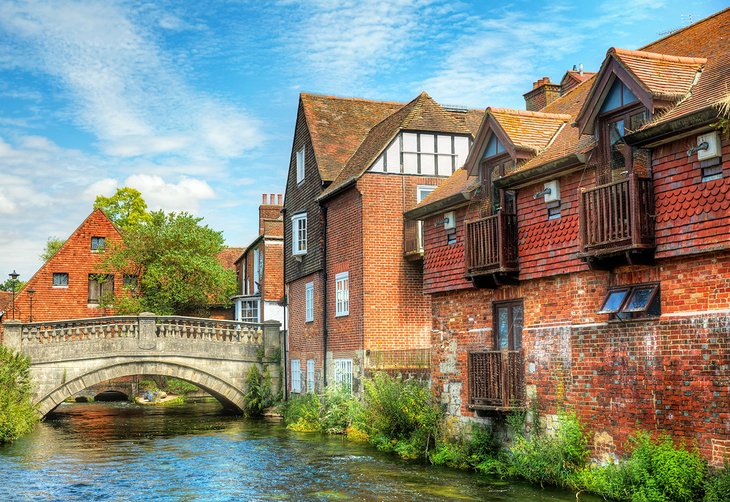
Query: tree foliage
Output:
[[94, 187, 151, 230], [0, 346, 38, 443], [0, 278, 26, 292], [103, 210, 236, 316], [40, 237, 66, 262]]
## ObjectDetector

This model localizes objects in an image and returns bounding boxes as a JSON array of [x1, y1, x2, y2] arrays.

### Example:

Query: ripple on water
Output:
[[0, 402, 600, 501]]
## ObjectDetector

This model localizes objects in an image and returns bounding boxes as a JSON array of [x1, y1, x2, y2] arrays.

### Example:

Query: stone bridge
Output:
[[2, 314, 282, 416]]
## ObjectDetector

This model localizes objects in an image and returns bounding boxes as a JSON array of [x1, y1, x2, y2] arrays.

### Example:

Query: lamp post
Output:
[[8, 270, 19, 320], [27, 287, 35, 323]]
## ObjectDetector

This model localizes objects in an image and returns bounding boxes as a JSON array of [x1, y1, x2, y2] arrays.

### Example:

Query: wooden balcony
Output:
[[464, 211, 519, 287], [468, 350, 525, 411], [578, 174, 654, 267], [404, 220, 423, 260]]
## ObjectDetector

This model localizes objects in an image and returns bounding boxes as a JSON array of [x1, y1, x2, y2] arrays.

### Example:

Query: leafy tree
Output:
[[40, 237, 66, 262], [103, 210, 236, 316], [0, 346, 38, 442], [94, 187, 151, 230], [0, 278, 26, 292]]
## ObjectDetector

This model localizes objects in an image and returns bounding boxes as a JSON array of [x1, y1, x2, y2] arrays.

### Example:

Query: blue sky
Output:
[[0, 0, 725, 278]]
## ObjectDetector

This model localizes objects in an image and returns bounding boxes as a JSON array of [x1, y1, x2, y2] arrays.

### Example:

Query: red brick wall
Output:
[[423, 206, 472, 294], [8, 209, 123, 322], [430, 251, 730, 463], [263, 240, 284, 303], [653, 135, 730, 258], [287, 272, 324, 393], [359, 173, 434, 351]]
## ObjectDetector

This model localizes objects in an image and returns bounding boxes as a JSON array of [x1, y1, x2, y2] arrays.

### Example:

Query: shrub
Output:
[[139, 379, 158, 391], [283, 392, 322, 432], [361, 373, 442, 459], [705, 465, 730, 502], [283, 386, 361, 434], [165, 378, 198, 395], [578, 432, 706, 501], [430, 423, 501, 470], [242, 365, 274, 417], [0, 346, 38, 443], [508, 411, 589, 489]]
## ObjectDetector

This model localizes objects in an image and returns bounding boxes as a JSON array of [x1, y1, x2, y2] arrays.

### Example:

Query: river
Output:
[[0, 401, 598, 501]]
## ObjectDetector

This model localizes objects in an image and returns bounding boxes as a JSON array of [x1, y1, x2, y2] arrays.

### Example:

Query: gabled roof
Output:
[[218, 247, 244, 270], [319, 92, 481, 201], [300, 93, 404, 182], [561, 70, 596, 88], [406, 167, 478, 220]]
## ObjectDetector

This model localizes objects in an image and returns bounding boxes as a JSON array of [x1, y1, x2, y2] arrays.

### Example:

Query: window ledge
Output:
[[335, 312, 349, 318], [52, 285, 69, 289]]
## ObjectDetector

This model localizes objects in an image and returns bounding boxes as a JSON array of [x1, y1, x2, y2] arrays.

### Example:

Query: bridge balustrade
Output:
[[156, 316, 262, 343], [20, 316, 140, 344]]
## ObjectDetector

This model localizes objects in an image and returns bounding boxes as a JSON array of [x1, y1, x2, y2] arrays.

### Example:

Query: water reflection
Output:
[[0, 402, 597, 501]]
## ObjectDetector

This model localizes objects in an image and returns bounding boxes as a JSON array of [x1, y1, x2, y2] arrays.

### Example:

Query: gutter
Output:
[[624, 107, 718, 147], [494, 154, 583, 189], [317, 177, 358, 203]]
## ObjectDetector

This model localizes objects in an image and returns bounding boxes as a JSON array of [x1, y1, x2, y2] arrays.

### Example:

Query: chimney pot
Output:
[[261, 194, 267, 204], [277, 194, 283, 205], [270, 194, 275, 204]]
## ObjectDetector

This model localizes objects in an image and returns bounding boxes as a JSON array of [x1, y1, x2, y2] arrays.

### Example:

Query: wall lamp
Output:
[[533, 187, 552, 199], [687, 141, 709, 157]]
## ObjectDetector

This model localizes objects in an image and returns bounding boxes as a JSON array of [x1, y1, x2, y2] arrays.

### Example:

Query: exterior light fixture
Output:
[[27, 287, 35, 323], [8, 270, 19, 320]]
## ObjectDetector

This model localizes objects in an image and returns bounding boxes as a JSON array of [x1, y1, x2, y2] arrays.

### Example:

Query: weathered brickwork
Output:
[[430, 251, 730, 463], [287, 272, 325, 393], [7, 209, 123, 324]]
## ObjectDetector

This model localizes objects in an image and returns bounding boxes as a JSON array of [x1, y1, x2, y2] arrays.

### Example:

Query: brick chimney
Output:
[[523, 76, 561, 111], [259, 194, 283, 235]]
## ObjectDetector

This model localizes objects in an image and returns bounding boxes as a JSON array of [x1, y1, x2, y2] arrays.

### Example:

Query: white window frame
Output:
[[238, 298, 260, 323], [296, 147, 305, 184], [291, 359, 301, 393], [52, 272, 69, 288], [335, 272, 349, 317], [305, 282, 314, 322], [292, 213, 307, 255], [334, 358, 353, 393], [306, 359, 315, 393]]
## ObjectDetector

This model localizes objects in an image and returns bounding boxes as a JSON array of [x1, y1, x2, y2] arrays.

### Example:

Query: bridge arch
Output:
[[37, 360, 246, 417]]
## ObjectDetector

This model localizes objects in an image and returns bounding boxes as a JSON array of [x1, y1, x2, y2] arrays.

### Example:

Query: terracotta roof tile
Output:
[[217, 247, 244, 270], [0, 291, 12, 311], [320, 93, 482, 199], [301, 94, 404, 182], [411, 167, 473, 212], [489, 108, 571, 153]]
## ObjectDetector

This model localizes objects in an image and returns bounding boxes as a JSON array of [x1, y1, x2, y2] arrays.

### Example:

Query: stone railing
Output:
[[156, 316, 262, 343], [19, 316, 140, 345], [2, 314, 281, 353]]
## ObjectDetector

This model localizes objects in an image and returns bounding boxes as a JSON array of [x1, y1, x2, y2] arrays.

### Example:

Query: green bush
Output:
[[139, 379, 158, 391], [361, 373, 442, 459], [165, 378, 198, 395], [0, 346, 38, 443], [579, 432, 706, 501], [283, 392, 322, 432], [283, 386, 361, 434], [242, 365, 274, 417], [430, 423, 502, 470], [508, 411, 589, 489], [705, 465, 730, 502]]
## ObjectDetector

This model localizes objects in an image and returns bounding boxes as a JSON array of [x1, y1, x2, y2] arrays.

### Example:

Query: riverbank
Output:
[[0, 401, 591, 501]]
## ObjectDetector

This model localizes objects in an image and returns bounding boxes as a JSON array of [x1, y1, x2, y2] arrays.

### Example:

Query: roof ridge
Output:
[[400, 92, 466, 132], [488, 107, 571, 120], [300, 92, 405, 106], [638, 7, 730, 51], [609, 47, 707, 65]]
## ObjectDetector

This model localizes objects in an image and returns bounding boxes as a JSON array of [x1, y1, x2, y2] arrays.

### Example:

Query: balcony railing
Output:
[[404, 220, 423, 259], [578, 174, 654, 258], [464, 211, 519, 277], [468, 350, 525, 410]]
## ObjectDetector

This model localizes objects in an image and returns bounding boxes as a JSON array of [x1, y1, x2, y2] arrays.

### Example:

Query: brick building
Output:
[[232, 194, 285, 325], [406, 8, 730, 464], [3, 209, 124, 324], [283, 92, 483, 395]]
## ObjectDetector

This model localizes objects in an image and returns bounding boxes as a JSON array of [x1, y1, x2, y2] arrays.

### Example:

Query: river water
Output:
[[0, 401, 597, 501]]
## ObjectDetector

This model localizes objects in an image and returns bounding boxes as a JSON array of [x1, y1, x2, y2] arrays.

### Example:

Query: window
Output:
[[123, 274, 138, 293], [296, 147, 305, 184], [291, 359, 301, 393], [88, 274, 114, 303], [239, 299, 260, 323], [599, 79, 638, 114], [306, 359, 315, 393], [91, 236, 105, 251], [335, 272, 349, 317], [305, 282, 314, 322], [334, 358, 353, 393], [494, 300, 523, 351], [701, 157, 723, 182], [292, 213, 307, 255], [598, 284, 659, 319], [547, 200, 561, 220], [400, 132, 468, 176], [53, 272, 68, 287]]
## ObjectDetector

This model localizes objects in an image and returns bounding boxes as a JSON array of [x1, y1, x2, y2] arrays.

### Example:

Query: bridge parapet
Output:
[[156, 316, 262, 344], [20, 316, 140, 345]]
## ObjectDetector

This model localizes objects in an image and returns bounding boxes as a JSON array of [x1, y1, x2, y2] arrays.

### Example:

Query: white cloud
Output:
[[0, 0, 263, 159], [83, 178, 118, 201], [124, 174, 215, 213]]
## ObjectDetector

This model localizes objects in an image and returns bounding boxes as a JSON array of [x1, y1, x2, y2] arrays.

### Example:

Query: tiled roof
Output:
[[301, 93, 404, 182], [0, 291, 12, 311], [562, 70, 596, 85], [410, 167, 474, 213], [320, 92, 482, 200], [217, 247, 244, 270], [610, 48, 706, 100], [489, 108, 571, 153]]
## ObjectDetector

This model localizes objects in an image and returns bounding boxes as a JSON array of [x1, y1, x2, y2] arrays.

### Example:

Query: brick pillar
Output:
[[3, 320, 22, 352], [138, 312, 157, 350]]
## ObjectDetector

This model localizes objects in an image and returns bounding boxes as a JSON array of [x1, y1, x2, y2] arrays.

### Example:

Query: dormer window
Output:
[[599, 79, 638, 114]]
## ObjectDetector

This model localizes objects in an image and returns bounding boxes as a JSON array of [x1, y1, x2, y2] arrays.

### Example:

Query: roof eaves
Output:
[[624, 106, 719, 147], [495, 153, 583, 189], [317, 176, 358, 203], [405, 191, 472, 220]]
